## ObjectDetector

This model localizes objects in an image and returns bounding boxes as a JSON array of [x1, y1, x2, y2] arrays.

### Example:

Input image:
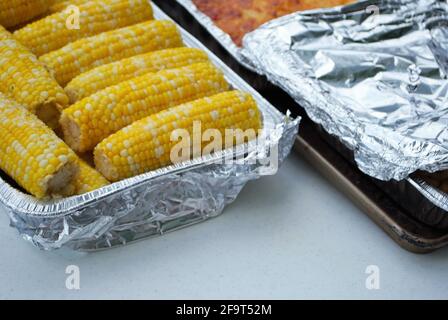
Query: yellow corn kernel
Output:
[[0, 31, 69, 129], [65, 47, 209, 103], [94, 91, 263, 182], [49, 0, 90, 13], [0, 0, 51, 29], [72, 159, 110, 195], [14, 0, 154, 57], [61, 62, 229, 153], [40, 20, 184, 86], [0, 93, 79, 199]]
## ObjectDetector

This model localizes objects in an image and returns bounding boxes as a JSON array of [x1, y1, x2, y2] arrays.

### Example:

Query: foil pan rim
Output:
[[0, 4, 295, 217], [408, 177, 448, 213]]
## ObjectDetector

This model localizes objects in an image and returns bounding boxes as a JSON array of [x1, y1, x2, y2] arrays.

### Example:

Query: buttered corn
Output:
[[71, 159, 110, 195], [0, 0, 51, 29], [0, 93, 79, 199], [65, 47, 209, 103], [14, 0, 154, 57], [40, 20, 184, 86], [94, 91, 263, 182], [49, 0, 90, 13], [61, 62, 229, 152], [0, 27, 69, 128]]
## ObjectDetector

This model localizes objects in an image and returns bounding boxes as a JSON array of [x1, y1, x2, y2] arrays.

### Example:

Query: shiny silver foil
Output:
[[243, 0, 448, 182], [0, 5, 299, 251]]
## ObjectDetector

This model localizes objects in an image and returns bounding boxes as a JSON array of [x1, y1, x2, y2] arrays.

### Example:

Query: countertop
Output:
[[1, 152, 447, 299]]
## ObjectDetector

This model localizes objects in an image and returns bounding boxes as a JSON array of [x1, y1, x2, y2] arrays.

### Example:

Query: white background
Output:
[[0, 152, 447, 299]]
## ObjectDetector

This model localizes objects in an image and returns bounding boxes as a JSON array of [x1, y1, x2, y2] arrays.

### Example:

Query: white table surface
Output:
[[0, 152, 447, 300]]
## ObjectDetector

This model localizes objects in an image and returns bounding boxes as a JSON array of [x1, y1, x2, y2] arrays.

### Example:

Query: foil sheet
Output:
[[0, 5, 300, 251], [243, 0, 448, 182]]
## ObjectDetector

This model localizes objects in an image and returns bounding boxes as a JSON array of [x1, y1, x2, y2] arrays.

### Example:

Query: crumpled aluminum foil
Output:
[[243, 0, 448, 181], [0, 5, 300, 251]]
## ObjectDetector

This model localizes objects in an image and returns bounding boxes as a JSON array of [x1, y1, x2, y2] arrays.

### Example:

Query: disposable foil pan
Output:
[[0, 5, 300, 251], [244, 0, 448, 181], [242, 0, 448, 222]]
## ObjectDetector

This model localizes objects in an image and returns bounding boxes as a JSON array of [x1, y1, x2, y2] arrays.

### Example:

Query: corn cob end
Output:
[[35, 101, 63, 129], [45, 161, 79, 198], [94, 149, 118, 182], [65, 87, 80, 105], [60, 113, 81, 152]]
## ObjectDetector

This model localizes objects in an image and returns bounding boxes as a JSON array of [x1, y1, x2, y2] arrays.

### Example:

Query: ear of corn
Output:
[[49, 0, 90, 13], [0, 0, 51, 29], [61, 62, 229, 153], [0, 31, 69, 129], [71, 159, 110, 195], [65, 47, 209, 103], [94, 91, 263, 182], [14, 0, 154, 57], [40, 20, 184, 86], [0, 93, 79, 199]]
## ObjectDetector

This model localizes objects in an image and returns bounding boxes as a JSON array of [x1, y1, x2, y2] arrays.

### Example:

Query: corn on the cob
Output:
[[65, 47, 209, 103], [40, 20, 183, 86], [94, 91, 263, 182], [49, 0, 90, 13], [14, 0, 154, 57], [0, 31, 69, 128], [61, 62, 229, 153], [0, 93, 79, 199], [71, 159, 110, 195], [0, 0, 51, 29]]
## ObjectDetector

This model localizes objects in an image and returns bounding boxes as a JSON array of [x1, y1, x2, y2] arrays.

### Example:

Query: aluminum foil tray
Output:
[[0, 4, 300, 251], [242, 0, 448, 223]]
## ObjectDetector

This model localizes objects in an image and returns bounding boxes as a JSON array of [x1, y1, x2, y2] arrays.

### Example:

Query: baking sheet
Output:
[[0, 4, 299, 251]]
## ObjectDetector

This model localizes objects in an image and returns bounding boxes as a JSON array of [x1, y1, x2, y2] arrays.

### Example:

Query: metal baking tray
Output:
[[314, 125, 448, 230], [0, 4, 299, 251], [155, 0, 448, 253], [295, 128, 448, 254], [268, 84, 448, 253]]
